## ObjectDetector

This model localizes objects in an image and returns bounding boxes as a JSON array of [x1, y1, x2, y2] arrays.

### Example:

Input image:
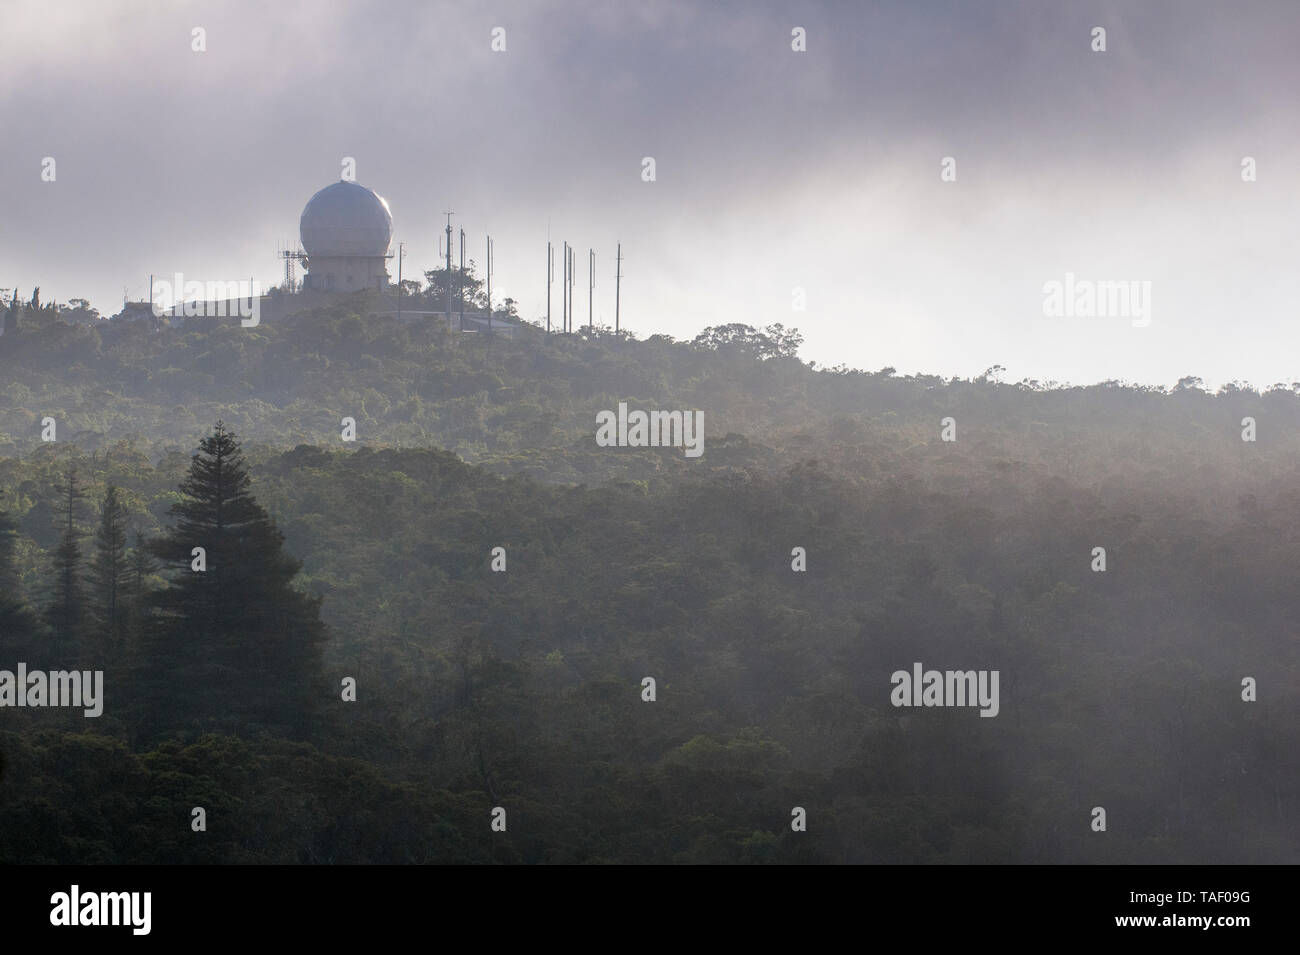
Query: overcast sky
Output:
[[2, 0, 1297, 387]]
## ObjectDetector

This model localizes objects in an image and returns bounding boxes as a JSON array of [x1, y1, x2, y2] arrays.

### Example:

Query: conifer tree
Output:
[[90, 483, 129, 659], [122, 530, 157, 638], [148, 422, 325, 734], [46, 466, 88, 648], [0, 497, 40, 653]]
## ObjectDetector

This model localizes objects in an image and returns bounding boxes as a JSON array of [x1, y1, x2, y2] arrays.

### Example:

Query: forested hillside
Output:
[[1, 296, 1296, 863]]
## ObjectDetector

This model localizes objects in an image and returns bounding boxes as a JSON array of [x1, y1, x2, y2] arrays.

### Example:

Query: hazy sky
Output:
[[2, 0, 1297, 388]]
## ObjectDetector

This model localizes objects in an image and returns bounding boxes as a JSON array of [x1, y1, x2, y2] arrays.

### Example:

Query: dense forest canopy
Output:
[[0, 296, 1295, 864]]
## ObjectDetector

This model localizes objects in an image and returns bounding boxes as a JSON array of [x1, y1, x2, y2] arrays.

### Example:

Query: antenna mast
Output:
[[444, 210, 453, 328], [278, 241, 306, 293], [396, 242, 405, 321]]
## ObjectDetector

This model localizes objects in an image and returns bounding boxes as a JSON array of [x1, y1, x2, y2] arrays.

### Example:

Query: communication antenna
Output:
[[278, 241, 306, 292], [615, 243, 622, 333], [459, 228, 466, 328], [562, 241, 568, 333], [486, 235, 493, 333], [546, 240, 553, 334], [588, 248, 594, 330], [444, 210, 454, 326], [396, 242, 405, 321]]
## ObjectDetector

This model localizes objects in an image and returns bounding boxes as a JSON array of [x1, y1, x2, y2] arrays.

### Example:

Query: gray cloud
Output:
[[2, 0, 1297, 386]]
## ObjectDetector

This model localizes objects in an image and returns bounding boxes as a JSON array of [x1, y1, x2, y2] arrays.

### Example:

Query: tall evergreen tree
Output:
[[0, 496, 40, 653], [46, 466, 89, 648], [148, 422, 326, 734], [122, 530, 157, 638], [90, 483, 129, 660]]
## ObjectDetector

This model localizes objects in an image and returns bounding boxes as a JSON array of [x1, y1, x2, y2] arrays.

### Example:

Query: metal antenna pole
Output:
[[459, 228, 465, 328], [588, 248, 594, 330], [396, 243, 404, 321], [546, 241, 552, 334], [444, 211, 453, 329]]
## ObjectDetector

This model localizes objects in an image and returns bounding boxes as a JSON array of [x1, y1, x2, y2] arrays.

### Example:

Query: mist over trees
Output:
[[0, 298, 1296, 864]]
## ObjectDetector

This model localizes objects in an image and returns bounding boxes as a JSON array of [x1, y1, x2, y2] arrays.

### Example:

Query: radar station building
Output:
[[298, 181, 393, 292]]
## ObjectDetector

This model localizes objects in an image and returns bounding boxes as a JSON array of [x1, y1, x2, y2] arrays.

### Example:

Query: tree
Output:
[[3, 288, 19, 336], [424, 261, 486, 314], [64, 298, 101, 324], [0, 496, 19, 597], [46, 466, 89, 648], [691, 323, 803, 360], [89, 483, 129, 659], [122, 530, 158, 638], [762, 323, 804, 359], [146, 422, 326, 735], [0, 497, 41, 654]]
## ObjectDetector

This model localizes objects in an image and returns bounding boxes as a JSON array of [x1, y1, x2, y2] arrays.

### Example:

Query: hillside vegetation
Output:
[[0, 297, 1296, 863]]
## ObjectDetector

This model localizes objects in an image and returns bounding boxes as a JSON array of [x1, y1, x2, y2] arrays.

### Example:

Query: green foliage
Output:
[[45, 466, 89, 648], [140, 423, 326, 739], [0, 306, 1296, 863], [89, 483, 129, 660], [691, 322, 804, 360]]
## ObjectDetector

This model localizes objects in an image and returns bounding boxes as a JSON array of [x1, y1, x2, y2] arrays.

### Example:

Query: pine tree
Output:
[[123, 530, 157, 637], [148, 422, 325, 734], [90, 483, 129, 660], [0, 497, 40, 654], [46, 466, 89, 648], [118, 530, 160, 738]]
